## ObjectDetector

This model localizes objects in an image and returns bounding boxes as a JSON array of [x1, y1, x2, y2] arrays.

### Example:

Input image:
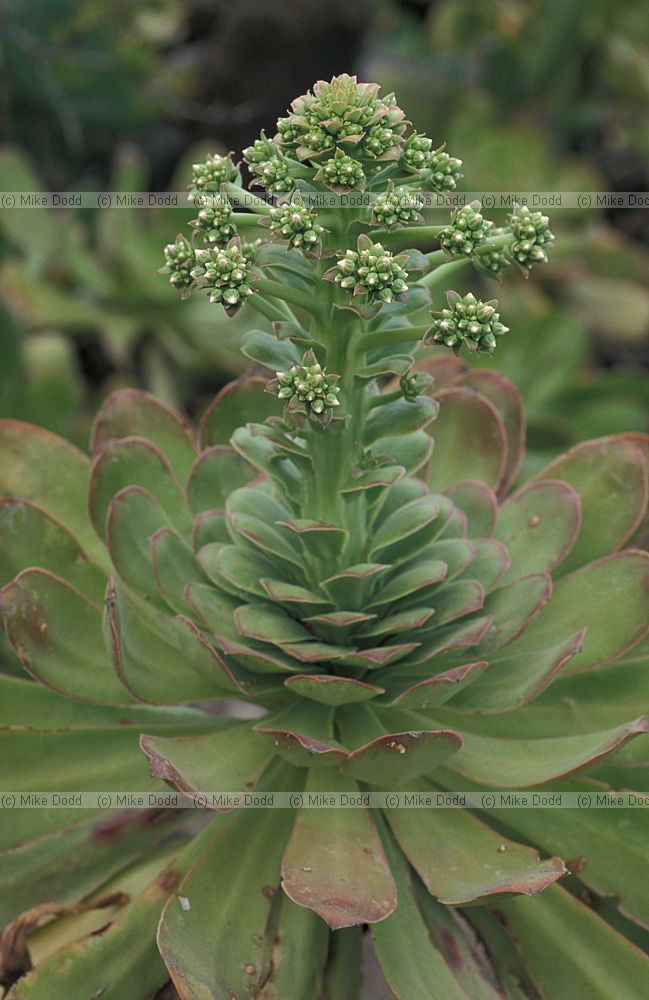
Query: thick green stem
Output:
[[255, 278, 322, 316], [224, 184, 272, 214]]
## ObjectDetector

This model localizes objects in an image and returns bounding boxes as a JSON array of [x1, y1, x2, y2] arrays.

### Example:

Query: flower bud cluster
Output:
[[271, 355, 341, 423], [372, 184, 422, 229], [161, 236, 194, 294], [190, 240, 254, 314], [509, 206, 555, 271], [189, 154, 236, 193], [268, 201, 324, 252], [428, 146, 463, 192], [440, 202, 493, 257], [427, 291, 509, 355], [400, 371, 434, 401], [190, 195, 236, 247], [330, 237, 409, 304], [315, 150, 365, 192], [243, 136, 294, 194]]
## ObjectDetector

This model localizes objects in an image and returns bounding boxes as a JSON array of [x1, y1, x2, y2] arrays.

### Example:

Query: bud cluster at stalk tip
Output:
[[267, 201, 324, 252], [326, 234, 409, 305], [190, 239, 254, 314], [160, 236, 194, 296], [189, 153, 237, 194], [190, 194, 236, 247], [402, 135, 463, 192], [315, 150, 366, 192], [243, 135, 294, 194], [268, 351, 340, 425], [509, 205, 555, 272], [372, 182, 423, 229], [440, 201, 493, 257], [427, 290, 509, 355]]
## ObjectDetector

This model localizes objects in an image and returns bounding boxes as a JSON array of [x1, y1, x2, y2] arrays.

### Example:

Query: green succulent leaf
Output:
[[281, 768, 397, 929], [428, 387, 507, 492], [90, 388, 197, 483], [386, 782, 566, 905]]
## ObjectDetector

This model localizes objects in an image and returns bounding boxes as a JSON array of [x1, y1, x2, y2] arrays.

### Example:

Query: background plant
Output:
[[0, 75, 648, 1000]]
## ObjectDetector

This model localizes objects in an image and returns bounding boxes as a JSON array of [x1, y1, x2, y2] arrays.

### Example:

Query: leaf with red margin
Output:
[[342, 729, 463, 786], [284, 674, 384, 706], [0, 420, 105, 567], [491, 884, 649, 999], [461, 538, 509, 590], [444, 718, 648, 787], [90, 388, 197, 482], [199, 377, 278, 448], [386, 663, 488, 709], [0, 498, 106, 604], [185, 445, 256, 516], [0, 568, 132, 705], [531, 435, 649, 575], [451, 631, 586, 712], [494, 480, 581, 583], [442, 480, 498, 537], [386, 781, 566, 905], [428, 387, 507, 492], [281, 768, 397, 929], [157, 761, 301, 999], [460, 370, 525, 494], [511, 551, 649, 673], [479, 573, 552, 653], [140, 725, 272, 807]]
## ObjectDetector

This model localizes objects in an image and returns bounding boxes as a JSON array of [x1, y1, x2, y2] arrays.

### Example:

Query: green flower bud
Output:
[[427, 145, 463, 193], [315, 150, 366, 192], [401, 133, 434, 173], [362, 122, 401, 159], [325, 235, 409, 305], [244, 134, 295, 195], [400, 370, 434, 401], [268, 201, 324, 253], [189, 153, 237, 193], [189, 193, 236, 247], [474, 244, 513, 279], [190, 239, 254, 315], [268, 351, 341, 425], [509, 206, 554, 272], [427, 290, 509, 356], [159, 235, 194, 297], [440, 201, 493, 257], [372, 183, 423, 229]]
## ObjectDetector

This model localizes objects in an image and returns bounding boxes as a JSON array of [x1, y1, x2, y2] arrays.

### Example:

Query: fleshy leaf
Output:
[[157, 762, 301, 997], [140, 724, 272, 804], [0, 569, 131, 704], [460, 370, 525, 494], [284, 675, 385, 706], [0, 420, 105, 566], [387, 783, 566, 904], [185, 446, 256, 516], [0, 498, 106, 604], [428, 387, 507, 491], [442, 480, 497, 537], [532, 435, 649, 575], [199, 377, 278, 447], [492, 885, 649, 999], [90, 388, 197, 482], [281, 768, 397, 929], [494, 480, 581, 582]]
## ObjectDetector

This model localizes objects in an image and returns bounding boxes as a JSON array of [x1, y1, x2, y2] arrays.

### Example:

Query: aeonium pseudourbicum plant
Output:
[[1, 75, 648, 1000]]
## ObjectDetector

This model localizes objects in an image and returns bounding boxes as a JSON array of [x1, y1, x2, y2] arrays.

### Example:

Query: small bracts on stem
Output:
[[266, 200, 325, 254], [400, 370, 434, 401], [158, 235, 195, 298], [268, 350, 341, 426], [509, 205, 555, 274], [426, 290, 509, 355], [324, 234, 409, 307], [440, 202, 493, 258], [190, 237, 255, 315]]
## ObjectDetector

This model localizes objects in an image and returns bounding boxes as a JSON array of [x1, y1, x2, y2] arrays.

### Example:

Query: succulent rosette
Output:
[[1, 76, 648, 1000]]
